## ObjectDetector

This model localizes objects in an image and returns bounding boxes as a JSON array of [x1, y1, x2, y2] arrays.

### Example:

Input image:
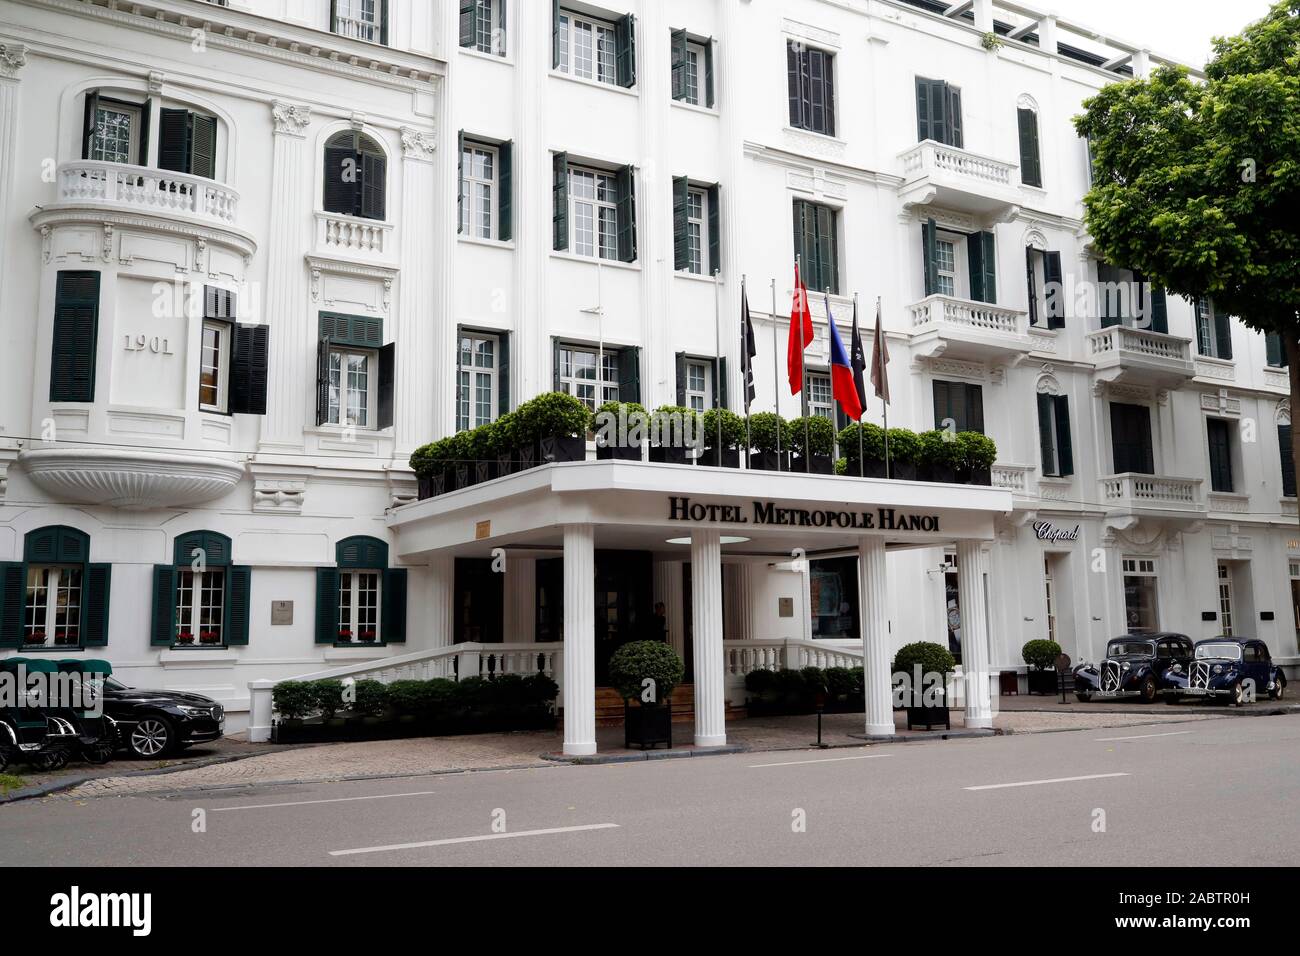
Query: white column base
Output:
[[563, 741, 597, 757], [965, 716, 994, 730], [864, 722, 895, 737], [247, 680, 274, 743], [694, 734, 727, 748]]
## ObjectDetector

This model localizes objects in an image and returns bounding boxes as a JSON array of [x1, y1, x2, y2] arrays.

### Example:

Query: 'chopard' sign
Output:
[[1032, 521, 1080, 543], [668, 496, 941, 532]]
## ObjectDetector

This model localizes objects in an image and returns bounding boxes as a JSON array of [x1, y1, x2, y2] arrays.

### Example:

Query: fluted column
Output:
[[957, 539, 994, 728], [428, 555, 454, 649], [859, 537, 893, 736], [259, 101, 313, 451], [653, 559, 685, 659], [716, 1, 745, 407], [503, 554, 536, 642], [0, 44, 26, 368], [431, 17, 458, 436], [515, 0, 546, 402], [562, 524, 596, 755], [396, 128, 437, 456], [724, 562, 754, 641], [692, 529, 726, 747], [637, 0, 669, 403]]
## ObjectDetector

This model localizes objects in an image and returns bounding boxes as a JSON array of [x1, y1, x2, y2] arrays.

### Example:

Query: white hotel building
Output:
[[0, 0, 1295, 752]]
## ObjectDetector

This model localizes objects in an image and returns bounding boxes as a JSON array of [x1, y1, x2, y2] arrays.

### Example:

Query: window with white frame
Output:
[[457, 333, 498, 431], [175, 567, 225, 645], [807, 372, 833, 419], [1290, 562, 1300, 633], [338, 571, 381, 643], [460, 143, 497, 239], [570, 166, 618, 260], [557, 11, 617, 84], [89, 99, 141, 165], [24, 566, 82, 647], [1043, 556, 1057, 644], [934, 234, 961, 297], [560, 346, 619, 410], [685, 360, 712, 413], [1217, 563, 1235, 636], [334, 0, 384, 44], [1122, 558, 1159, 634], [327, 347, 374, 428], [683, 41, 707, 105], [474, 0, 506, 56], [199, 321, 229, 413], [686, 188, 708, 275]]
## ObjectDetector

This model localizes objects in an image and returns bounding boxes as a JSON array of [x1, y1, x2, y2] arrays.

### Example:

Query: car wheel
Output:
[[1140, 676, 1157, 703], [1075, 692, 1092, 703], [1270, 678, 1285, 701], [128, 716, 175, 759], [0, 748, 9, 772], [34, 751, 69, 772], [84, 746, 113, 766], [1228, 681, 1243, 707]]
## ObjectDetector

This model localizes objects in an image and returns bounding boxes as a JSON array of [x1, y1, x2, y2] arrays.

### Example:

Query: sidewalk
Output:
[[37, 705, 1235, 801]]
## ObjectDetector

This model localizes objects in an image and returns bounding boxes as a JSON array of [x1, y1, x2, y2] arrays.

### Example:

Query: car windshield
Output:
[[1195, 643, 1242, 661], [103, 677, 130, 691], [1107, 641, 1153, 658]]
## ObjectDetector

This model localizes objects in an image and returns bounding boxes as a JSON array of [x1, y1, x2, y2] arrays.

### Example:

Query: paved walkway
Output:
[[48, 706, 1233, 799]]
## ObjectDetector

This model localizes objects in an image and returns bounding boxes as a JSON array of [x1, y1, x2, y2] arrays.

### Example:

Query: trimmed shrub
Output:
[[516, 391, 591, 441], [790, 415, 836, 457], [834, 457, 847, 475], [892, 641, 956, 677], [702, 407, 745, 449], [886, 428, 923, 465], [1022, 639, 1063, 671], [744, 668, 779, 695], [919, 429, 964, 470], [800, 666, 828, 695], [747, 412, 791, 453], [956, 431, 998, 471], [310, 679, 346, 719], [386, 680, 427, 717], [825, 666, 856, 699], [607, 640, 686, 703], [272, 681, 315, 720], [651, 404, 702, 448], [839, 421, 885, 462], [350, 680, 389, 717]]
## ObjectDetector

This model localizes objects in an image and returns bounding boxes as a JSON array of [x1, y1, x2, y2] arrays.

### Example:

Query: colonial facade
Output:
[[1, 0, 1296, 746]]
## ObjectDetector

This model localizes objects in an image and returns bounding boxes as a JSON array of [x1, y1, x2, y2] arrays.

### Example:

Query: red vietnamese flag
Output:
[[786, 263, 815, 394], [827, 296, 864, 422]]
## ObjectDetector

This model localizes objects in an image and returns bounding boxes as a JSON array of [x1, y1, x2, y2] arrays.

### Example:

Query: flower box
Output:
[[792, 453, 833, 475], [357, 631, 377, 643], [539, 434, 586, 463], [337, 630, 354, 642], [24, 632, 46, 645], [648, 445, 690, 465], [747, 450, 787, 472], [176, 631, 195, 645], [199, 631, 221, 645]]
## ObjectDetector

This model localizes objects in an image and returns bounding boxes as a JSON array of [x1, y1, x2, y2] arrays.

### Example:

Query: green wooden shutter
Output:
[[707, 183, 721, 274], [0, 563, 23, 648], [789, 42, 804, 129], [552, 151, 568, 251], [1025, 247, 1039, 327], [229, 324, 269, 416], [1097, 263, 1121, 327], [1148, 286, 1167, 334], [1279, 425, 1296, 498], [1043, 252, 1064, 329], [456, 130, 465, 234], [915, 77, 932, 142], [551, 0, 562, 68], [157, 107, 190, 173], [946, 85, 963, 148], [190, 114, 217, 179], [965, 384, 984, 434], [151, 566, 177, 646], [1266, 332, 1286, 368], [316, 337, 331, 427], [316, 568, 340, 644], [932, 380, 951, 430], [225, 566, 251, 646], [497, 332, 510, 415], [383, 568, 408, 643], [704, 38, 715, 108], [675, 352, 687, 407], [615, 14, 636, 88], [815, 48, 835, 136], [815, 204, 837, 294], [967, 231, 996, 304], [137, 98, 152, 166], [377, 341, 396, 430], [1207, 419, 1234, 493], [82, 89, 100, 159], [323, 135, 355, 215], [360, 149, 387, 221], [615, 164, 637, 263], [498, 140, 513, 241], [1054, 395, 1074, 476], [552, 337, 563, 393], [1111, 403, 1154, 474], [459, 0, 475, 47], [922, 218, 939, 296], [330, 0, 338, 33], [379, 0, 389, 45], [617, 346, 641, 404], [1017, 108, 1041, 187], [1037, 392, 1056, 476], [792, 199, 808, 273], [670, 28, 688, 101], [1214, 309, 1233, 360], [672, 176, 690, 271], [50, 271, 101, 403]]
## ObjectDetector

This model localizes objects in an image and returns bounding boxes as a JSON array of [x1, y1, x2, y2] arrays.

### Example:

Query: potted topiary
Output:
[[700, 407, 744, 468], [494, 411, 519, 477], [446, 430, 477, 491], [918, 429, 963, 484], [272, 680, 316, 733], [787, 415, 834, 474], [955, 431, 997, 486], [648, 405, 700, 464], [592, 400, 648, 461], [607, 640, 686, 749], [892, 641, 956, 730], [1022, 639, 1063, 695], [518, 391, 590, 464], [469, 420, 501, 484], [410, 437, 453, 498], [886, 427, 922, 481], [746, 411, 791, 471], [838, 421, 886, 478]]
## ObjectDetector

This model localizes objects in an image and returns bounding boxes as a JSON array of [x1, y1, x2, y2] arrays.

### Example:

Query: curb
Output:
[[540, 744, 747, 765], [0, 749, 276, 805], [999, 704, 1298, 718]]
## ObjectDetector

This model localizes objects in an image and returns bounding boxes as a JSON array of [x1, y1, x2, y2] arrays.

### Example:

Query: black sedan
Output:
[[98, 677, 225, 758], [1072, 633, 1193, 703], [1167, 638, 1287, 705]]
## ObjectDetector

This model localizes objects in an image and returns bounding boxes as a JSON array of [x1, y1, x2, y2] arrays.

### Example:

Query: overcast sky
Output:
[[1045, 0, 1278, 67]]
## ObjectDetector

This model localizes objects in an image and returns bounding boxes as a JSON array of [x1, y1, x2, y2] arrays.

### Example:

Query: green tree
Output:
[[1074, 0, 1300, 503]]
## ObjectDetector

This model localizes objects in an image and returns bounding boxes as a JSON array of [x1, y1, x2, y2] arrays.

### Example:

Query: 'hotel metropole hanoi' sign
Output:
[[668, 496, 941, 532]]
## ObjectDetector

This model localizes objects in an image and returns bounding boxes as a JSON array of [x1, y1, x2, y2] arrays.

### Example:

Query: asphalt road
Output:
[[1, 715, 1297, 867]]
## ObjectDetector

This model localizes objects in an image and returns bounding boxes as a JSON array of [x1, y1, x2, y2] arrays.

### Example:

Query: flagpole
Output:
[[713, 269, 722, 456], [742, 275, 751, 459], [879, 295, 890, 480], [770, 276, 780, 466], [855, 292, 863, 478]]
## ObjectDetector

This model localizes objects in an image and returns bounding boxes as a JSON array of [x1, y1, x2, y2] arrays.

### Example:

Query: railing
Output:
[[1086, 325, 1192, 364], [909, 294, 1027, 339], [724, 639, 863, 679], [991, 463, 1034, 494], [334, 15, 382, 43], [1100, 473, 1203, 509], [899, 139, 1016, 187], [315, 211, 393, 256], [57, 161, 239, 225]]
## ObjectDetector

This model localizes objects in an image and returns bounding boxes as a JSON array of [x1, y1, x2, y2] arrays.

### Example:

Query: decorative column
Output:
[[637, 0, 668, 403], [259, 101, 313, 452], [0, 43, 26, 437], [396, 127, 437, 456], [503, 554, 536, 642], [716, 1, 745, 407], [562, 524, 596, 756], [859, 538, 894, 736], [653, 559, 685, 659], [514, 0, 546, 402], [691, 529, 726, 747], [428, 555, 454, 650], [957, 539, 994, 729], [724, 562, 754, 641], [430, 19, 457, 434]]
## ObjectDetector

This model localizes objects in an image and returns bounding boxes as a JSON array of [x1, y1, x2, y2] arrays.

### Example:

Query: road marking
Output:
[[212, 791, 438, 813], [330, 823, 620, 857], [749, 754, 894, 768], [964, 773, 1130, 792], [1094, 731, 1194, 742]]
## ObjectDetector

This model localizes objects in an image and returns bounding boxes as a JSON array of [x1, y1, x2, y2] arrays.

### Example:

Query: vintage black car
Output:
[[1072, 633, 1193, 703], [99, 677, 225, 758], [1167, 638, 1287, 706]]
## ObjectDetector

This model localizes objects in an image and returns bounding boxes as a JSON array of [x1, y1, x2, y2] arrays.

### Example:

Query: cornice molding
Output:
[[31, 205, 258, 260]]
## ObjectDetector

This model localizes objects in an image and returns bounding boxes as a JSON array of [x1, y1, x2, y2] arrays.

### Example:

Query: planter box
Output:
[[792, 453, 833, 475], [903, 684, 951, 731], [920, 463, 958, 484], [1027, 669, 1059, 696], [747, 450, 787, 472], [417, 476, 435, 500], [495, 452, 516, 477], [649, 445, 689, 465], [845, 458, 887, 479], [964, 466, 992, 486], [699, 447, 740, 468], [517, 443, 539, 471], [624, 701, 672, 750], [890, 460, 919, 482], [474, 460, 498, 484], [596, 443, 642, 462], [539, 435, 586, 464]]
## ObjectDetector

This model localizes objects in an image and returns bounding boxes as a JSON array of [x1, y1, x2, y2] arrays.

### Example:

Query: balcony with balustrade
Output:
[[897, 140, 1023, 217], [314, 210, 395, 263], [908, 294, 1032, 361], [1100, 472, 1206, 521], [1086, 325, 1195, 389]]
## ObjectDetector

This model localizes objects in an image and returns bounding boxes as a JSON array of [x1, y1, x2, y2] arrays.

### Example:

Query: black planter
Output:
[[596, 442, 643, 461], [539, 434, 586, 463], [517, 442, 539, 471], [624, 701, 672, 750], [792, 453, 833, 475], [496, 452, 516, 477], [699, 446, 740, 468], [920, 462, 958, 484], [966, 466, 992, 486], [890, 460, 919, 482], [649, 445, 689, 465], [417, 476, 434, 500], [1027, 669, 1059, 696], [452, 464, 478, 491], [747, 450, 787, 472], [474, 460, 498, 484]]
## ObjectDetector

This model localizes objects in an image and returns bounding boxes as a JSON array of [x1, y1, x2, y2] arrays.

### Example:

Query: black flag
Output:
[[741, 283, 757, 411], [849, 296, 868, 412]]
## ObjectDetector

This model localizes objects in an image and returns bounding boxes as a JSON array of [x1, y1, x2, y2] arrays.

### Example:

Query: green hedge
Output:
[[743, 665, 865, 715]]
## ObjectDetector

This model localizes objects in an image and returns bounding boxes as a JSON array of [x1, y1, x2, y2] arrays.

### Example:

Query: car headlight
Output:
[[1121, 662, 1131, 671], [177, 705, 213, 717], [1171, 664, 1183, 673], [1212, 664, 1223, 675]]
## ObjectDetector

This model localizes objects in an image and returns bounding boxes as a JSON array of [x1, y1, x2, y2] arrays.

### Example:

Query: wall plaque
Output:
[[271, 601, 294, 626]]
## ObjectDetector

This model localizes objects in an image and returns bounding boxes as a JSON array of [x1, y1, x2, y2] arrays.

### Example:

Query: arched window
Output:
[[0, 526, 110, 650], [151, 531, 251, 648], [316, 536, 407, 646], [323, 130, 387, 221]]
